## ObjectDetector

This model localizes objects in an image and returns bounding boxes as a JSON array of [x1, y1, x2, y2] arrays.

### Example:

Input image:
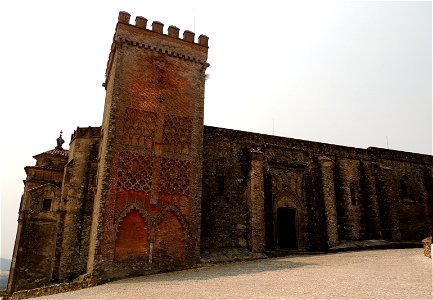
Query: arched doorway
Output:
[[277, 207, 297, 249]]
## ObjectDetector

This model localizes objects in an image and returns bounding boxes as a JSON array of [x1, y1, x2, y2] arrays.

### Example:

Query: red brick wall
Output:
[[154, 211, 186, 260], [88, 13, 208, 280], [114, 209, 149, 260]]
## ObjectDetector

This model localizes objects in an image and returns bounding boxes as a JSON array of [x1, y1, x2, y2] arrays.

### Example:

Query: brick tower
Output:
[[87, 12, 209, 280]]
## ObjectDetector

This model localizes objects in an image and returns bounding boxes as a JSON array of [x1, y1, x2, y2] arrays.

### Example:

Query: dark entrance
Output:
[[277, 207, 297, 249]]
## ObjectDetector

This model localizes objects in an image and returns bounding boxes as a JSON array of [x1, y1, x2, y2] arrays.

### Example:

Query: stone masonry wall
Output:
[[59, 127, 100, 281], [6, 11, 433, 297], [7, 153, 67, 293], [380, 160, 433, 241], [201, 137, 250, 250], [337, 159, 363, 240], [202, 126, 433, 252]]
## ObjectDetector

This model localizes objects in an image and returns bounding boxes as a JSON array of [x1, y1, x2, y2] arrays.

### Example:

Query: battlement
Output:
[[70, 126, 101, 143], [103, 11, 209, 89], [117, 11, 209, 47]]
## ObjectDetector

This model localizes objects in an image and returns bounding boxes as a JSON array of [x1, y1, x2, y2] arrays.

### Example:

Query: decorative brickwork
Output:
[[114, 209, 150, 261], [117, 151, 153, 192], [85, 10, 208, 283], [159, 158, 191, 196], [122, 108, 157, 147], [154, 211, 186, 260], [162, 115, 192, 154]]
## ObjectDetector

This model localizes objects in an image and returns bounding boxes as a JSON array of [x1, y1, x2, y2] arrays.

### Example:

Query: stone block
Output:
[[422, 236, 431, 258]]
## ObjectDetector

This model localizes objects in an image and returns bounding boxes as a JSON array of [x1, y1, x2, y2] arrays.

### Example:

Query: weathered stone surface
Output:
[[422, 236, 431, 258], [6, 10, 433, 298]]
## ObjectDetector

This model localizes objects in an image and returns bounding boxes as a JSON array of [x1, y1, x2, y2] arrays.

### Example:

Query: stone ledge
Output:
[[329, 240, 423, 253], [200, 248, 267, 264], [4, 273, 94, 300]]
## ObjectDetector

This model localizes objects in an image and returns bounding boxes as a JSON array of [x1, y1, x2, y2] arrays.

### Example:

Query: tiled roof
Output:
[[33, 148, 69, 159], [43, 149, 69, 156]]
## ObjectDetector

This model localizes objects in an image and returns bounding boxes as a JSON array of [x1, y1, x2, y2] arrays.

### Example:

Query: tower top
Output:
[[103, 11, 209, 89], [117, 11, 209, 47]]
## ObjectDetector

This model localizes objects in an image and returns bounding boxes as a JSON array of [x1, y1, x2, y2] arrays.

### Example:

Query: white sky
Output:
[[0, 0, 432, 260]]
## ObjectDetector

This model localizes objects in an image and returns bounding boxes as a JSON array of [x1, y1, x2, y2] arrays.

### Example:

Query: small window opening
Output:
[[44, 158, 54, 168], [218, 174, 224, 196], [42, 199, 52, 211], [350, 184, 356, 206], [64, 170, 71, 183], [400, 179, 408, 198]]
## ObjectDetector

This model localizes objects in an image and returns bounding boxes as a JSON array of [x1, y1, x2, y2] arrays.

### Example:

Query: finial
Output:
[[56, 130, 65, 150]]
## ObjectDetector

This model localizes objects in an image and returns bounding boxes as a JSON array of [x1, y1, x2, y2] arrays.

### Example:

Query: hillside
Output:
[[0, 258, 11, 271], [0, 258, 11, 290], [0, 271, 7, 290]]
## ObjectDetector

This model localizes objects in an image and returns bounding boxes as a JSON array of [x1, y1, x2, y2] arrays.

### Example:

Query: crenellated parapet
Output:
[[70, 126, 101, 143], [117, 11, 209, 47], [103, 11, 209, 88]]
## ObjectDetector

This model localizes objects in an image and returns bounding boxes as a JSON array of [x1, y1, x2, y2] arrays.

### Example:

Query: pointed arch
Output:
[[114, 202, 152, 231], [154, 204, 189, 260], [274, 191, 303, 212], [155, 203, 189, 233], [273, 191, 305, 250], [114, 208, 150, 261]]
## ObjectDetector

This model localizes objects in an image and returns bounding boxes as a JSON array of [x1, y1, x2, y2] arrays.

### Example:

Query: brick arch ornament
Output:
[[274, 191, 303, 212], [154, 203, 189, 233], [114, 204, 152, 261], [114, 202, 152, 230], [273, 191, 306, 249], [153, 204, 190, 261]]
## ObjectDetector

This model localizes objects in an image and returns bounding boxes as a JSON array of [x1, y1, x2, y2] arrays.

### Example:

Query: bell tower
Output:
[[87, 11, 209, 280]]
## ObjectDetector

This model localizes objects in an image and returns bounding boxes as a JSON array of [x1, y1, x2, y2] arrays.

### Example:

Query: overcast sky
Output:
[[0, 0, 431, 260]]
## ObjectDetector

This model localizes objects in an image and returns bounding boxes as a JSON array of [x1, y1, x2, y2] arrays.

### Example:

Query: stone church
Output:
[[7, 11, 433, 294]]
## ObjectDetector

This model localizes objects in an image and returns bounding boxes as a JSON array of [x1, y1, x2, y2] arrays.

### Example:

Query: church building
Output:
[[7, 11, 433, 294]]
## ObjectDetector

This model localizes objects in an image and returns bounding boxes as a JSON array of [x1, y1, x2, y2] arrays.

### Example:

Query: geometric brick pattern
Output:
[[122, 108, 157, 148], [117, 151, 153, 192], [162, 114, 193, 154], [159, 158, 191, 196]]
